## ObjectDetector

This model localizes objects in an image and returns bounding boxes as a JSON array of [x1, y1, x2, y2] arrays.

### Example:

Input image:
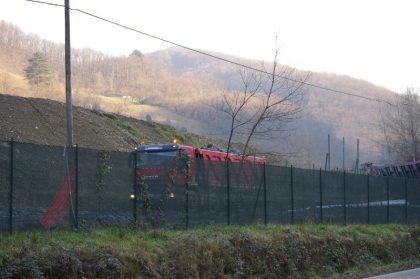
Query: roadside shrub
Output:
[[0, 256, 43, 279], [40, 250, 84, 278], [79, 250, 123, 278], [2, 225, 420, 278], [160, 235, 230, 279]]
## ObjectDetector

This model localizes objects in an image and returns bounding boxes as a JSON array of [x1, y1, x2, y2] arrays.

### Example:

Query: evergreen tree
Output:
[[129, 49, 143, 58], [25, 52, 52, 90]]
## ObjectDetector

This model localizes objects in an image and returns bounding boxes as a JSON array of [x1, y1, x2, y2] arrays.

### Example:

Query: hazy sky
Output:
[[1, 0, 419, 93]]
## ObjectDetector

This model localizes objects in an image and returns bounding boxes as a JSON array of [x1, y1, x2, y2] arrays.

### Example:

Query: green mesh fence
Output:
[[1, 139, 420, 233], [135, 153, 186, 228], [230, 162, 265, 225], [322, 171, 345, 224], [369, 176, 388, 224], [188, 159, 228, 227], [293, 167, 319, 223], [0, 141, 11, 233], [266, 165, 292, 224], [408, 178, 420, 224], [346, 173, 368, 224], [78, 148, 133, 227], [13, 142, 75, 230], [388, 176, 406, 223]]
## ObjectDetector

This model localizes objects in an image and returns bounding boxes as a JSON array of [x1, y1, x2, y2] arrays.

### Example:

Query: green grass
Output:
[[102, 111, 202, 147], [153, 123, 178, 142], [102, 112, 144, 142], [2, 224, 420, 278]]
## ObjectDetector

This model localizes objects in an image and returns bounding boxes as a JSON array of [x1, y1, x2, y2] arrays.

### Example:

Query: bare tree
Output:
[[213, 69, 262, 154], [380, 88, 420, 162], [213, 45, 308, 158], [239, 48, 308, 157]]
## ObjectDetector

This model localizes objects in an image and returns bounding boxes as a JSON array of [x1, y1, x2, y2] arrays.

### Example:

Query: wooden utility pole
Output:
[[65, 0, 73, 147]]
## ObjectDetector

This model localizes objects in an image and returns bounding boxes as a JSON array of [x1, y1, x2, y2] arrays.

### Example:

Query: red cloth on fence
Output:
[[40, 169, 76, 229]]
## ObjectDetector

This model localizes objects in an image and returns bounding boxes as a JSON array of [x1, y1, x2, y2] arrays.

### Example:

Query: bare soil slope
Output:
[[0, 94, 186, 151]]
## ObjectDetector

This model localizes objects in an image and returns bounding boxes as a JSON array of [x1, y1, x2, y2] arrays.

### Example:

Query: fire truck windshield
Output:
[[137, 151, 177, 166]]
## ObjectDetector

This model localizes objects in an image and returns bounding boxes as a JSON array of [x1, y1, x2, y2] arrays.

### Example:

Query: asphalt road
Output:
[[366, 268, 420, 279]]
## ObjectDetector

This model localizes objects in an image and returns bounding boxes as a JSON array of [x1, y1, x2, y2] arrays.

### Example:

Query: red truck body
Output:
[[131, 143, 266, 187], [130, 143, 267, 225]]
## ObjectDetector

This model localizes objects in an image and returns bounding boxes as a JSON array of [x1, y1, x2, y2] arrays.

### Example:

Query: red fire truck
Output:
[[130, 142, 266, 186], [129, 142, 266, 225]]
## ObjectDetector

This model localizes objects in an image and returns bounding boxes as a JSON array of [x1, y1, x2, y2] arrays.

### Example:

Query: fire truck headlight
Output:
[[169, 192, 175, 198], [130, 193, 136, 200]]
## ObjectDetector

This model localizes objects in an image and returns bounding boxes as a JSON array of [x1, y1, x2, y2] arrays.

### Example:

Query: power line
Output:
[[24, 0, 394, 106]]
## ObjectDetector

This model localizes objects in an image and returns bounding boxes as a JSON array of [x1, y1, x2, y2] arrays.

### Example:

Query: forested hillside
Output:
[[0, 20, 396, 167], [149, 47, 396, 165], [0, 21, 217, 134]]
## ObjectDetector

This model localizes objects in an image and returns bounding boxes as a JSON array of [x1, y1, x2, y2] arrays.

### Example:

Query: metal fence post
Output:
[[133, 150, 137, 223], [75, 144, 79, 229], [343, 171, 347, 225], [367, 175, 370, 224], [203, 159, 211, 223], [319, 168, 323, 223], [185, 158, 190, 230], [227, 161, 230, 226], [405, 177, 408, 224], [291, 165, 294, 224], [9, 138, 14, 234], [263, 163, 267, 225], [387, 176, 390, 224]]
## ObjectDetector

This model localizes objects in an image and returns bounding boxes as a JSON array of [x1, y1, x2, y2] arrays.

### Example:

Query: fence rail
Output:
[[0, 139, 419, 233]]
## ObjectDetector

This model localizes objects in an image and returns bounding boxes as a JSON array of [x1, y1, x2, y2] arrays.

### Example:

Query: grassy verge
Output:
[[1, 224, 420, 278]]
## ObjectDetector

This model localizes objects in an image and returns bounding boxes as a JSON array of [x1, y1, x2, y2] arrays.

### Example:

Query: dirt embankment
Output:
[[0, 94, 189, 151], [0, 94, 281, 163]]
